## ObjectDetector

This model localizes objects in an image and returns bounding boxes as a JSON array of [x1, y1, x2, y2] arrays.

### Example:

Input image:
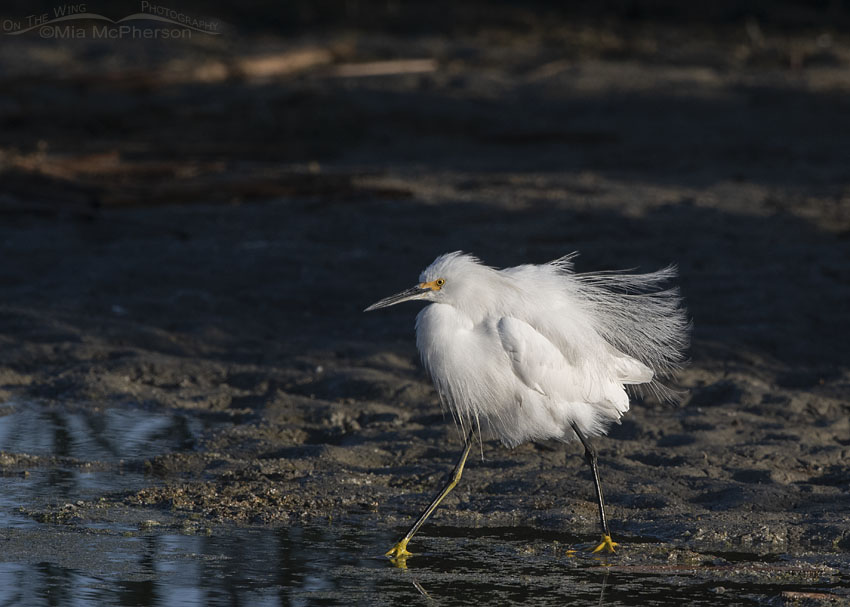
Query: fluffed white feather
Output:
[[413, 252, 690, 447]]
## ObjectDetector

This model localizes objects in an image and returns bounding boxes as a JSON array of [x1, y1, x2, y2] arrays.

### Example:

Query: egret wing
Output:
[[496, 316, 576, 398], [522, 310, 653, 386], [496, 316, 635, 416], [610, 350, 654, 384]]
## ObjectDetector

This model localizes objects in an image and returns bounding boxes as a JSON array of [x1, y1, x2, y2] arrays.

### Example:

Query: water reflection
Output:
[[0, 403, 214, 527], [0, 405, 844, 605], [0, 527, 385, 607], [0, 524, 844, 606], [0, 404, 200, 461]]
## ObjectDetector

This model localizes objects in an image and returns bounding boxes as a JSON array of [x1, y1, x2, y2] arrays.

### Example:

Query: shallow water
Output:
[[0, 403, 208, 528], [0, 524, 847, 606], [0, 404, 846, 606], [0, 404, 201, 461]]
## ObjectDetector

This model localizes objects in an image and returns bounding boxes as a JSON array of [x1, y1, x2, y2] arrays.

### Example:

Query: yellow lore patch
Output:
[[420, 278, 445, 291]]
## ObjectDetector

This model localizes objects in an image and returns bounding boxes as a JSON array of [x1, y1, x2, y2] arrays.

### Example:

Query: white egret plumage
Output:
[[365, 252, 689, 562]]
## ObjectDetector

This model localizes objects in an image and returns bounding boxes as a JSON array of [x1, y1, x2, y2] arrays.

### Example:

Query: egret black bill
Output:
[[365, 285, 429, 311]]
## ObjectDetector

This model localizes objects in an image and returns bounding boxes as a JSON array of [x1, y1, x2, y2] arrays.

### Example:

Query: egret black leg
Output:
[[386, 429, 476, 562], [571, 423, 618, 553]]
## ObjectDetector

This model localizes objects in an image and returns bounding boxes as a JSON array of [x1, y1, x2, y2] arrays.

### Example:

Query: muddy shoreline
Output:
[[0, 11, 849, 603]]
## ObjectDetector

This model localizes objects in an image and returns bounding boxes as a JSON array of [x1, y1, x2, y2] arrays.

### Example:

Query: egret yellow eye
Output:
[[436, 278, 445, 287]]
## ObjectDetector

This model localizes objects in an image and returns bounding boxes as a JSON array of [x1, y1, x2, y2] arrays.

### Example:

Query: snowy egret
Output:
[[365, 252, 689, 562]]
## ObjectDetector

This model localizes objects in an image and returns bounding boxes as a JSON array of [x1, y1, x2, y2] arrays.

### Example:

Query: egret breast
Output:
[[416, 304, 571, 446]]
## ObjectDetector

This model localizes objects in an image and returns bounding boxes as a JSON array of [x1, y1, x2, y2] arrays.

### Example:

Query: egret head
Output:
[[364, 252, 497, 312]]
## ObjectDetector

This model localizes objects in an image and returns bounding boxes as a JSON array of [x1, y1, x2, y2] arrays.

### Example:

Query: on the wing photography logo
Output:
[[2, 2, 220, 39]]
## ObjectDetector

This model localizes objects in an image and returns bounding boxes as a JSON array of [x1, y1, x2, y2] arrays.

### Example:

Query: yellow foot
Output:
[[385, 538, 413, 560], [591, 534, 619, 554]]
